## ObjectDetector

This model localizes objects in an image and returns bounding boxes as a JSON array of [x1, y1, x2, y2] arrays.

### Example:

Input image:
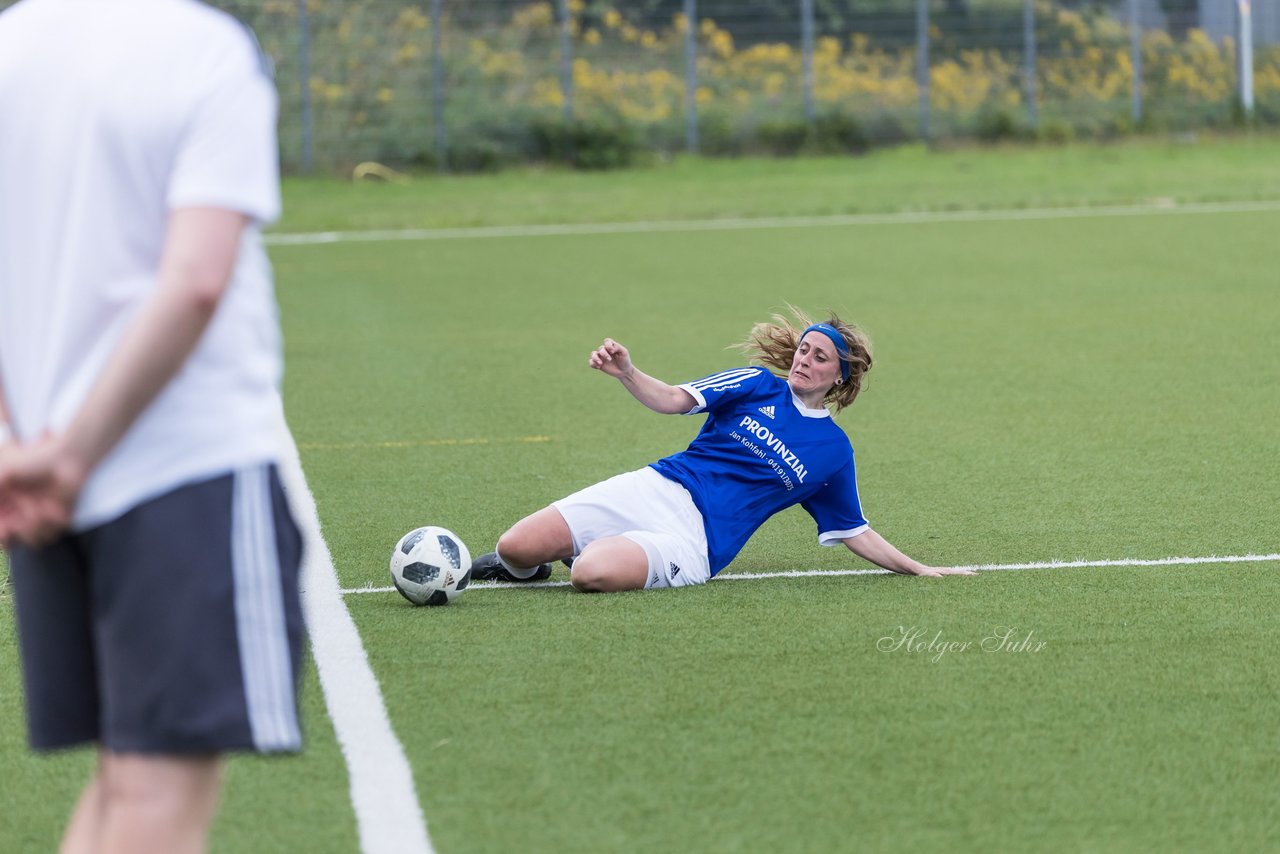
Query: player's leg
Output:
[[496, 506, 574, 567], [63, 751, 223, 854], [469, 506, 572, 580], [569, 536, 650, 592], [479, 468, 712, 589], [573, 527, 711, 594]]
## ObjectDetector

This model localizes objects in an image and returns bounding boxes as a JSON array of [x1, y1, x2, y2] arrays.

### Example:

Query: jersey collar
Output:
[[790, 391, 831, 419]]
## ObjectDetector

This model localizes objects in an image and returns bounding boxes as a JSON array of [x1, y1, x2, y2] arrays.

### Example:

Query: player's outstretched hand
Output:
[[916, 565, 977, 577], [589, 338, 634, 379]]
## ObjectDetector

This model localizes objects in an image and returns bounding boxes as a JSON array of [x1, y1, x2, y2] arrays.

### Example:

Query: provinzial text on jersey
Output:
[[734, 416, 809, 484]]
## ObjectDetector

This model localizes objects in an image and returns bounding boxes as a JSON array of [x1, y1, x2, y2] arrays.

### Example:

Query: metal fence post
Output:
[[801, 0, 815, 124], [297, 0, 312, 174], [431, 0, 447, 171], [684, 0, 699, 154], [1023, 0, 1037, 129], [558, 0, 574, 122], [916, 0, 930, 141], [1237, 0, 1254, 116], [1129, 0, 1143, 125]]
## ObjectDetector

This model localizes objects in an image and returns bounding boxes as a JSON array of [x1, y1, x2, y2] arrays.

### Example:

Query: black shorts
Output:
[[9, 464, 304, 754]]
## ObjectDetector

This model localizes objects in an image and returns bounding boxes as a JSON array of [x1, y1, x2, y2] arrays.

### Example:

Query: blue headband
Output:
[[802, 323, 851, 383]]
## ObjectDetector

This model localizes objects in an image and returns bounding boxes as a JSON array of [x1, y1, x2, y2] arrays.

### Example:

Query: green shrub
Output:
[[1037, 118, 1074, 144], [756, 118, 809, 156], [1094, 113, 1135, 140], [530, 116, 639, 170], [696, 109, 747, 157], [742, 111, 878, 158], [809, 111, 870, 155], [861, 110, 913, 147], [974, 108, 1025, 143], [447, 137, 520, 173]]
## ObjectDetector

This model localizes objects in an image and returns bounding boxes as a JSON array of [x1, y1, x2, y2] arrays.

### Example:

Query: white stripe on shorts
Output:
[[232, 465, 300, 751]]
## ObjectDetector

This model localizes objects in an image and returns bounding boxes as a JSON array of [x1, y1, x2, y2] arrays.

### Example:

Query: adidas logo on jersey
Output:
[[758, 405, 776, 419]]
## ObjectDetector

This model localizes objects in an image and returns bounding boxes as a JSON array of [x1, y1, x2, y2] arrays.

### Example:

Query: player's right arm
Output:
[[842, 528, 973, 576], [0, 208, 247, 547], [589, 338, 696, 415]]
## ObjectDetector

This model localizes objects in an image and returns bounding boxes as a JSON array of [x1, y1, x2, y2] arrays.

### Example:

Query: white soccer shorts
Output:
[[551, 467, 712, 589]]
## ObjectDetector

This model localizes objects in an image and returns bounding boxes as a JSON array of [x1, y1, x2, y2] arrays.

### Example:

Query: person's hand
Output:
[[913, 565, 977, 577], [588, 338, 634, 380], [0, 440, 25, 546], [0, 433, 87, 548]]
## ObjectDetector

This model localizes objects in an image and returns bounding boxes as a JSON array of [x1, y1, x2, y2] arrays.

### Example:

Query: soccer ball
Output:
[[389, 526, 472, 606]]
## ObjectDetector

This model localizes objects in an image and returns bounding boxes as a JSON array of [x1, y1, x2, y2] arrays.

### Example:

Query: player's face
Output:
[[789, 332, 843, 395]]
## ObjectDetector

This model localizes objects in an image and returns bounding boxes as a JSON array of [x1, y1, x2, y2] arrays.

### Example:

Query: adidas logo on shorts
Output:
[[758, 405, 775, 419], [669, 562, 681, 579]]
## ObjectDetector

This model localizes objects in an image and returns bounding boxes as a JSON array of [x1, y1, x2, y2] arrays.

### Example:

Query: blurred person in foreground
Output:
[[471, 307, 975, 592], [0, 1, 304, 851]]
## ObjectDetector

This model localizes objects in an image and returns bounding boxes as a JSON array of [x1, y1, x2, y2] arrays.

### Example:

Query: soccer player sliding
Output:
[[471, 307, 975, 592]]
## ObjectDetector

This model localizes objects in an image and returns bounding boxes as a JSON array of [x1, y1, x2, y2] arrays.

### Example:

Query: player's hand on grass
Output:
[[915, 565, 977, 577], [589, 338, 634, 380]]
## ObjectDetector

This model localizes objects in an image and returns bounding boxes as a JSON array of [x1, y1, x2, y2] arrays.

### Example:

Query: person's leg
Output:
[[60, 762, 105, 854], [495, 505, 574, 571], [10, 538, 107, 851], [65, 468, 301, 854], [569, 536, 650, 592], [572, 527, 711, 594], [60, 751, 223, 854], [91, 751, 223, 854]]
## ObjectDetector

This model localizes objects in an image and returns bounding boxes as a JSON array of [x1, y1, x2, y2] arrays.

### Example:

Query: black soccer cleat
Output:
[[470, 551, 553, 583]]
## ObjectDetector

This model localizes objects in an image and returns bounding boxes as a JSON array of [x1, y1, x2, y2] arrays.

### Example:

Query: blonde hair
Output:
[[735, 305, 872, 413]]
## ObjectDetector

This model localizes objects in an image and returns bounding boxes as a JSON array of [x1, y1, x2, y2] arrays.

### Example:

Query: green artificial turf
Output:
[[276, 135, 1280, 233], [352, 566, 1279, 853], [3, 141, 1278, 853]]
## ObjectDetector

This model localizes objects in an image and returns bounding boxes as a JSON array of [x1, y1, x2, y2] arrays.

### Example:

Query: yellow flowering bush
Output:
[[219, 1, 1280, 171]]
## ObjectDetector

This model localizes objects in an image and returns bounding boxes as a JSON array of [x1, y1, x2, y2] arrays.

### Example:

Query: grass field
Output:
[[3, 137, 1279, 853], [277, 134, 1280, 231]]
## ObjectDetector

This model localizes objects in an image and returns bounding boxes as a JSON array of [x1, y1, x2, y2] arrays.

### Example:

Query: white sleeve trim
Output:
[[818, 525, 869, 547], [168, 191, 280, 224], [677, 383, 707, 414]]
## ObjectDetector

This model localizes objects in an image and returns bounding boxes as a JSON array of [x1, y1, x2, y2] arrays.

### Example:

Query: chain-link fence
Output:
[[6, 0, 1278, 173]]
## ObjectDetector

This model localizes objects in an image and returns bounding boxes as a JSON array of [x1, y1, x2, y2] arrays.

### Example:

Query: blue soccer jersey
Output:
[[649, 367, 869, 575]]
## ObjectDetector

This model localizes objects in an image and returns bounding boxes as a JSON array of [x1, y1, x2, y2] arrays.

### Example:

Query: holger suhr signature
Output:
[[877, 626, 1047, 663]]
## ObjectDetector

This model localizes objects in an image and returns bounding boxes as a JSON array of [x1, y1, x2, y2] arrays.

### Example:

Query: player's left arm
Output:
[[589, 338, 696, 414], [0, 208, 247, 546], [842, 529, 974, 577]]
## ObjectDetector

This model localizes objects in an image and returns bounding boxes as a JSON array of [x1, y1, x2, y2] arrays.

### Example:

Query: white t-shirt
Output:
[[0, 0, 285, 529]]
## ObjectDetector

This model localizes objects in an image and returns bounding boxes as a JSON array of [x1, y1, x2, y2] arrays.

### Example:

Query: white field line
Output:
[[275, 412, 434, 854], [344, 552, 1280, 594], [266, 199, 1280, 247]]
